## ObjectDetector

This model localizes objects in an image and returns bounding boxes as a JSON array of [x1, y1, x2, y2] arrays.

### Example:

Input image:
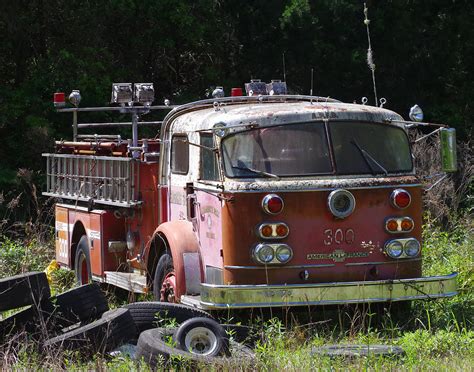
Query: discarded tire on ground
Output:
[[0, 272, 51, 312], [124, 301, 213, 336], [42, 308, 136, 355], [175, 317, 229, 357], [136, 327, 255, 368], [53, 283, 109, 326], [0, 299, 56, 342], [311, 344, 405, 358]]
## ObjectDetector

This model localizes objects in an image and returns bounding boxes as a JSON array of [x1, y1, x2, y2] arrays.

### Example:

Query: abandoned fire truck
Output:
[[43, 80, 458, 309]]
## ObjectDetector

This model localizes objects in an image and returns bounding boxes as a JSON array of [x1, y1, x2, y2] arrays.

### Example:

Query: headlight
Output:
[[385, 240, 403, 258], [253, 243, 293, 265], [254, 244, 274, 263], [404, 239, 420, 257], [275, 245, 293, 263]]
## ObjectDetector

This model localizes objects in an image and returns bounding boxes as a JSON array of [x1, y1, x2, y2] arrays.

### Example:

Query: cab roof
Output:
[[164, 96, 405, 134]]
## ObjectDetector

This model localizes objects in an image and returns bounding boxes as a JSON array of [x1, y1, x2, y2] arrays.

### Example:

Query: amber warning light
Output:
[[53, 92, 66, 108]]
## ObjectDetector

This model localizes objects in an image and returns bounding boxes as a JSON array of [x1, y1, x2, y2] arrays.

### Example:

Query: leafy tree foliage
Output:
[[0, 0, 472, 190]]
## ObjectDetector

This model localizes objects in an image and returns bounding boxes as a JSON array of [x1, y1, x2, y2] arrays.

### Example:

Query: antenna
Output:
[[310, 68, 314, 96], [363, 3, 378, 106], [282, 52, 287, 82]]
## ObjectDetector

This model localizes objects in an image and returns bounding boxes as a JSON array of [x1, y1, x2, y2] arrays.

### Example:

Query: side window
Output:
[[171, 135, 189, 174], [200, 134, 219, 181]]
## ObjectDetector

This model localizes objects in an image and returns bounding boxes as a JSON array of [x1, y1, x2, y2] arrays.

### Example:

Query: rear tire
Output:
[[153, 253, 176, 302], [75, 236, 92, 285]]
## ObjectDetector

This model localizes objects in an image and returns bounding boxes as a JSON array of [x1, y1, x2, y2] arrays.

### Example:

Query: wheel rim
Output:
[[160, 271, 176, 302], [79, 253, 89, 285], [184, 327, 218, 356]]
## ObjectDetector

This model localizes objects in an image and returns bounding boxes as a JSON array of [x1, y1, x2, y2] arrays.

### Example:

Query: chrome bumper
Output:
[[199, 273, 458, 309]]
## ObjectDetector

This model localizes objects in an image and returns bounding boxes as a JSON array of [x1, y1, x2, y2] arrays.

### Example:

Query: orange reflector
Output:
[[276, 224, 289, 237], [261, 225, 273, 237], [401, 219, 414, 231], [386, 219, 398, 232]]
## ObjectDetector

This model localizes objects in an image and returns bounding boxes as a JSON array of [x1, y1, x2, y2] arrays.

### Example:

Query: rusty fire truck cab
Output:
[[44, 89, 457, 310]]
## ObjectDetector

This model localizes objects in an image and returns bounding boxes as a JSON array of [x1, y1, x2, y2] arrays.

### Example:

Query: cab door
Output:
[[194, 133, 224, 284]]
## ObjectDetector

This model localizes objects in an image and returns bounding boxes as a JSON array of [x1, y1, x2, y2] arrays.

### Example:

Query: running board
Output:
[[180, 295, 205, 309], [104, 271, 148, 293]]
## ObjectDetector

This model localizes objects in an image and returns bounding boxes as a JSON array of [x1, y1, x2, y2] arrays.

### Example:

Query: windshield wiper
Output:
[[350, 140, 388, 176], [232, 165, 280, 179]]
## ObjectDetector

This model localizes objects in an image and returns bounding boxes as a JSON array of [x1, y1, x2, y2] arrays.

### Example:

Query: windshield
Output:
[[330, 122, 412, 175], [222, 122, 331, 177], [221, 121, 412, 178]]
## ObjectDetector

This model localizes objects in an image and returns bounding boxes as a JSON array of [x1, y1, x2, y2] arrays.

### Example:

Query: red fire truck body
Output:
[[44, 88, 457, 309]]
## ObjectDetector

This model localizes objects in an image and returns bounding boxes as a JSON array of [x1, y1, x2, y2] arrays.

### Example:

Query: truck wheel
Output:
[[175, 317, 229, 357], [153, 253, 176, 302], [75, 236, 92, 285]]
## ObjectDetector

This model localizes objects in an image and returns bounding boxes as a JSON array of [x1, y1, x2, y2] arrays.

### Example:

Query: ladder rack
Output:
[[43, 153, 140, 208]]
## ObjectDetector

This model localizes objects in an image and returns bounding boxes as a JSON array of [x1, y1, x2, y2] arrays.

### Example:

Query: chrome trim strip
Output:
[[223, 183, 422, 194], [345, 258, 421, 266], [224, 264, 335, 270], [198, 273, 458, 309]]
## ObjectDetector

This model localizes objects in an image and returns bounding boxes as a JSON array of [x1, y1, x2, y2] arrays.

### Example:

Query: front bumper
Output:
[[199, 273, 458, 309]]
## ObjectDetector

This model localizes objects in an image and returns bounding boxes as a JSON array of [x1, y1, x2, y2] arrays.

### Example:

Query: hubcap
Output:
[[184, 327, 218, 355], [160, 271, 176, 302]]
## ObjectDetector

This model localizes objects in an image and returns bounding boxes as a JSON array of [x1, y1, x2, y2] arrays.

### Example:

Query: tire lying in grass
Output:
[[174, 317, 229, 357], [124, 302, 213, 336], [42, 308, 137, 355], [0, 299, 56, 342], [52, 283, 109, 326], [135, 327, 255, 368], [0, 272, 51, 312], [311, 344, 405, 358]]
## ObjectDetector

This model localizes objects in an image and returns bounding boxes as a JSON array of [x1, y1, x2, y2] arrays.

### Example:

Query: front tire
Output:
[[75, 236, 92, 285], [153, 253, 176, 302]]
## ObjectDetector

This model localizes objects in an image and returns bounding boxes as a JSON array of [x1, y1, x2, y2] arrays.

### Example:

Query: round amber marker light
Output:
[[386, 219, 398, 232], [276, 224, 289, 237], [261, 225, 273, 237], [401, 219, 414, 231]]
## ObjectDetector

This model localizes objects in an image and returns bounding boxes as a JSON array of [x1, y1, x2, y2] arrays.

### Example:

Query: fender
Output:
[[152, 220, 202, 299]]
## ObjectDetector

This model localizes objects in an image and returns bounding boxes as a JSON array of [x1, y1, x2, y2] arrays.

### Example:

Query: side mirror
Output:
[[440, 128, 457, 173]]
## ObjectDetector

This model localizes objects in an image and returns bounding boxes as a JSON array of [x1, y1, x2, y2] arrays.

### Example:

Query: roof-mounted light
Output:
[[409, 104, 424, 122], [245, 79, 267, 96], [134, 83, 155, 106], [266, 80, 287, 95], [212, 86, 225, 98], [68, 90, 81, 107], [111, 83, 133, 105], [53, 92, 66, 108]]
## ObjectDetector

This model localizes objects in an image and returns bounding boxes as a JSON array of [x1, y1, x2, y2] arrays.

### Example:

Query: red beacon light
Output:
[[391, 189, 411, 209], [231, 88, 243, 97], [53, 92, 66, 108]]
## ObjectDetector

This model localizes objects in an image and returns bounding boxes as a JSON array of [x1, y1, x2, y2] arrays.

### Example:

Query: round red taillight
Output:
[[391, 189, 411, 209], [262, 194, 284, 215]]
